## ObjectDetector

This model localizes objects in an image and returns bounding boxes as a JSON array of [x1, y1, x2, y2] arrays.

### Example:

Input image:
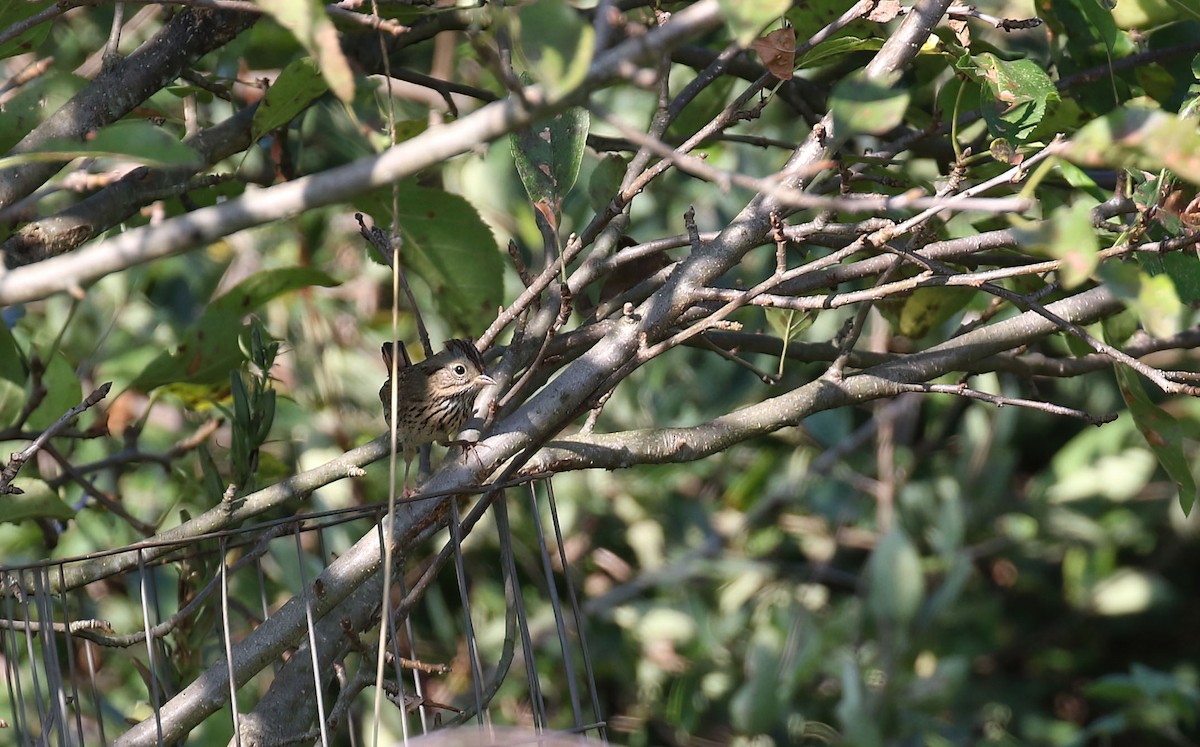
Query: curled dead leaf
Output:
[[750, 27, 795, 80]]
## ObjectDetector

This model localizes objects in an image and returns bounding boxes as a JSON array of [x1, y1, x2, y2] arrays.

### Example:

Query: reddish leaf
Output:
[[750, 28, 795, 80]]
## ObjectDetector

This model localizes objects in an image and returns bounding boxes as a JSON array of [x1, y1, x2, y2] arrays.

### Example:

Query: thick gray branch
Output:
[[1, 104, 258, 266], [520, 285, 1125, 473], [0, 1, 723, 306], [0, 7, 256, 213]]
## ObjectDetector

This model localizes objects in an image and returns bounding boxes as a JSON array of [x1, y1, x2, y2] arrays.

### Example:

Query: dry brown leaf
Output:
[[868, 0, 902, 23], [750, 27, 796, 80], [949, 17, 971, 47]]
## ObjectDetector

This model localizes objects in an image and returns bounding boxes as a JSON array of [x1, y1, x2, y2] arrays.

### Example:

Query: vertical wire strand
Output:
[[374, 243, 403, 747], [525, 482, 584, 725], [83, 630, 107, 745], [18, 583, 46, 741], [3, 588, 31, 740], [34, 567, 68, 745], [393, 565, 430, 734], [220, 536, 244, 747], [136, 550, 164, 746], [544, 480, 607, 738], [57, 563, 88, 746], [449, 499, 488, 724], [294, 525, 332, 747], [500, 489, 548, 728]]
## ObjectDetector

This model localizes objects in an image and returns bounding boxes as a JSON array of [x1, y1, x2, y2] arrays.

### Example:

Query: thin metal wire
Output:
[[371, 519, 411, 745], [449, 498, 488, 725], [543, 480, 607, 737], [221, 536, 244, 747], [83, 626, 107, 745], [497, 492, 548, 729], [394, 561, 430, 735], [0, 475, 606, 745], [58, 562, 88, 746], [15, 582, 42, 741], [136, 549, 164, 747], [525, 482, 584, 726], [2, 589, 23, 738], [295, 525, 332, 747], [35, 567, 69, 746]]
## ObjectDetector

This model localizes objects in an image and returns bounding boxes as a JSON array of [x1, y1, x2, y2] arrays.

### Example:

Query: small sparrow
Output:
[[378, 339, 496, 468]]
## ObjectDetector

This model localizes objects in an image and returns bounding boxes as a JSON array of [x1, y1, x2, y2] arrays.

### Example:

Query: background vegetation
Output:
[[2, 0, 1200, 745]]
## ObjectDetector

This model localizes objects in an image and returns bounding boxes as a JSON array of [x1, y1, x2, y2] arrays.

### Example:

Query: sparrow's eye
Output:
[[454, 365, 467, 376]]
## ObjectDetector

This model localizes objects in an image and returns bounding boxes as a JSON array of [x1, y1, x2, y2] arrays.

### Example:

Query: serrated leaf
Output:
[[256, 0, 354, 102], [830, 71, 909, 138], [717, 0, 791, 46], [958, 53, 1057, 142], [356, 184, 502, 330], [1114, 366, 1196, 514], [252, 57, 329, 142], [511, 107, 590, 215]]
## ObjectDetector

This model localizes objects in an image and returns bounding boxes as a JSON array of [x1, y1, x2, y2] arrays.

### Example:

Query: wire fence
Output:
[[1, 481, 606, 746]]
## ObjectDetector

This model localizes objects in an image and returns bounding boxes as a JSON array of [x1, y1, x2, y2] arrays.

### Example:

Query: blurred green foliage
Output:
[[1, 0, 1200, 745]]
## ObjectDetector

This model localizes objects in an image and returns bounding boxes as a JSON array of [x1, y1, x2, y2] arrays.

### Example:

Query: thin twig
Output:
[[0, 382, 112, 495], [897, 382, 1117, 425]]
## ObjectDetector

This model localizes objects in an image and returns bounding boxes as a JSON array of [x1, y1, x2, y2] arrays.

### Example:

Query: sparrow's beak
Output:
[[475, 374, 498, 387]]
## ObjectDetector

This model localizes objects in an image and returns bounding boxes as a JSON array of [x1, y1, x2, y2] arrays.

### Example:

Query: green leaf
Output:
[[717, 0, 791, 46], [867, 528, 926, 628], [895, 286, 974, 338], [0, 120, 201, 170], [0, 480, 74, 524], [356, 184, 503, 330], [1050, 202, 1100, 288], [587, 154, 627, 213], [516, 0, 595, 94], [1114, 366, 1197, 515], [252, 57, 329, 142], [0, 0, 53, 59], [208, 266, 340, 316], [25, 353, 82, 432], [1134, 272, 1183, 338], [958, 53, 1058, 142], [1158, 252, 1200, 304], [796, 36, 885, 69], [511, 107, 590, 216], [1015, 202, 1099, 288], [829, 71, 910, 138], [0, 322, 26, 427], [255, 0, 354, 102], [1065, 108, 1200, 185], [131, 267, 339, 395]]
